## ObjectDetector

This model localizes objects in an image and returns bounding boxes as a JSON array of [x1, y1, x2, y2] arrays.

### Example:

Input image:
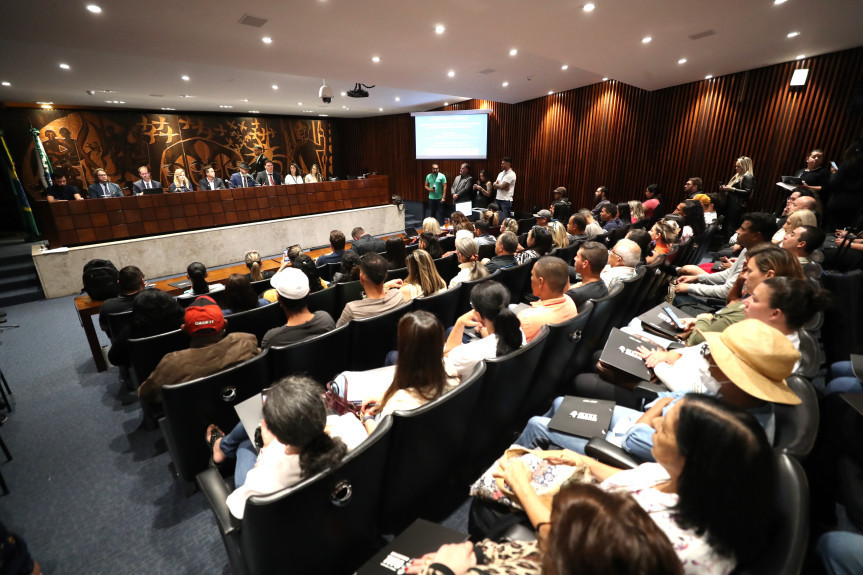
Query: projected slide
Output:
[[415, 112, 488, 160]]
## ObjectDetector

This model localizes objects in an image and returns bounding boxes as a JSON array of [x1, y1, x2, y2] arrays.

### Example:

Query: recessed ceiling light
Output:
[[561, 64, 569, 70], [180, 94, 192, 98], [509, 49, 518, 56], [394, 96, 400, 102], [340, 91, 347, 96], [105, 100, 125, 104], [602, 77, 609, 81], [36, 101, 53, 105], [346, 107, 350, 110], [272, 84, 278, 90], [548, 91, 554, 95], [297, 102, 302, 106], [705, 75, 713, 79], [447, 70, 455, 77], [787, 31, 800, 38], [583, 3, 595, 12], [774, 0, 787, 4], [219, 105, 233, 109], [642, 36, 652, 44], [678, 58, 687, 64], [796, 54, 806, 60], [242, 98, 249, 102], [161, 107, 175, 111], [379, 108, 384, 112], [181, 75, 190, 81], [502, 81, 509, 87], [319, 114, 328, 117], [303, 110, 313, 113], [371, 56, 380, 63], [262, 36, 272, 44], [1, 82, 10, 87], [435, 25, 445, 34], [59, 63, 70, 70], [249, 110, 259, 113], [342, 105, 347, 109], [86, 4, 101, 14], [40, 104, 52, 109], [444, 102, 449, 106]]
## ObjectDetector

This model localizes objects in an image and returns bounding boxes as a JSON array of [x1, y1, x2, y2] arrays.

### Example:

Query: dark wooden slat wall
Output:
[[342, 47, 863, 215]]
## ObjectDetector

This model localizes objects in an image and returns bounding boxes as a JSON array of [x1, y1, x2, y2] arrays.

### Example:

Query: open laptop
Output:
[[547, 396, 615, 438], [598, 328, 664, 381], [142, 187, 164, 195], [404, 226, 419, 238], [638, 303, 693, 340]]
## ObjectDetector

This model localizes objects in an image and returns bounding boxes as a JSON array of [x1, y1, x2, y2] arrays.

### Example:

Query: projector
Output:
[[347, 83, 375, 98]]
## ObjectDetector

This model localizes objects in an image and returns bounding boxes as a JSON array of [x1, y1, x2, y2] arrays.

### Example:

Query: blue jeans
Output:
[[825, 361, 862, 396], [817, 532, 863, 575], [219, 422, 258, 487], [496, 200, 512, 220]]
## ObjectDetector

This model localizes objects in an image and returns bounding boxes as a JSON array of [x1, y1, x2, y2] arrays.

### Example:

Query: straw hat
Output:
[[700, 319, 801, 405]]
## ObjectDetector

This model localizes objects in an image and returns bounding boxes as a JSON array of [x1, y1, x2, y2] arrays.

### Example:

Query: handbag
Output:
[[323, 380, 360, 416]]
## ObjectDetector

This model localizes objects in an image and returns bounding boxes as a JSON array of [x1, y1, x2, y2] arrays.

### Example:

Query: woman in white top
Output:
[[181, 261, 225, 297], [395, 249, 446, 302], [496, 394, 777, 574], [285, 163, 303, 185], [449, 237, 489, 289], [304, 163, 324, 183]]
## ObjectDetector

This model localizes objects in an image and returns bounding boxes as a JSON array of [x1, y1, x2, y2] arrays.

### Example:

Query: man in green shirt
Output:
[[424, 163, 448, 224]]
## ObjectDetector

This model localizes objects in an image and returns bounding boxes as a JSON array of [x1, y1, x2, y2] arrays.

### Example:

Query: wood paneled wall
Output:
[[343, 47, 863, 216]]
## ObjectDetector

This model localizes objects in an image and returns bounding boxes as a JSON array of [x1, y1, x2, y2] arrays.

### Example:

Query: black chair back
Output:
[[160, 350, 270, 484], [456, 270, 499, 315], [379, 363, 485, 533], [689, 222, 719, 265], [335, 280, 364, 320], [106, 309, 134, 342], [477, 243, 496, 260], [552, 242, 580, 266], [412, 284, 462, 328], [320, 261, 342, 282], [638, 254, 671, 313], [496, 259, 536, 305], [433, 254, 460, 284], [241, 418, 393, 575], [773, 375, 820, 460], [128, 329, 189, 387], [439, 235, 456, 253], [249, 278, 272, 295], [387, 266, 409, 281], [570, 284, 625, 374], [268, 324, 351, 384], [224, 302, 284, 345], [517, 217, 536, 235], [795, 330, 822, 380], [177, 288, 228, 309], [306, 285, 338, 319], [348, 303, 412, 371], [665, 237, 692, 267], [607, 266, 647, 329]]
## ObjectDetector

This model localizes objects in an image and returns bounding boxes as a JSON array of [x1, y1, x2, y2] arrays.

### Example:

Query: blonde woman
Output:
[[548, 220, 569, 249], [720, 156, 756, 240], [773, 209, 818, 244], [398, 249, 446, 302], [422, 217, 442, 235], [499, 217, 519, 235], [169, 168, 193, 192], [244, 250, 275, 282], [628, 200, 645, 224], [304, 163, 324, 183], [647, 219, 681, 264], [449, 237, 489, 288]]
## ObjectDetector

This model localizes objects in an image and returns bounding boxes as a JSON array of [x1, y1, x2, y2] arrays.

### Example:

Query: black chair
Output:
[[638, 254, 671, 314], [268, 324, 351, 385], [517, 217, 535, 235], [307, 285, 338, 319], [520, 301, 595, 420], [456, 270, 499, 315], [387, 266, 409, 281], [477, 243, 496, 260], [795, 329, 822, 380], [378, 363, 486, 533], [320, 261, 342, 282], [348, 303, 412, 371], [773, 375, 820, 460], [570, 284, 624, 375], [334, 280, 364, 320], [664, 237, 692, 267], [463, 327, 550, 475], [689, 222, 719, 265], [106, 309, 134, 342], [439, 235, 456, 253], [249, 278, 272, 295], [224, 302, 284, 345], [127, 329, 189, 387], [433, 254, 460, 284], [609, 267, 647, 329], [405, 243, 420, 256], [178, 288, 228, 309], [412, 284, 462, 328], [552, 242, 580, 265], [160, 350, 270, 490], [604, 224, 631, 247], [197, 417, 394, 575], [496, 259, 535, 305]]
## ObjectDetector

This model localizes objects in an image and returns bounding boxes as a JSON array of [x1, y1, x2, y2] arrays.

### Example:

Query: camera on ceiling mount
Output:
[[319, 79, 333, 104], [347, 83, 375, 98]]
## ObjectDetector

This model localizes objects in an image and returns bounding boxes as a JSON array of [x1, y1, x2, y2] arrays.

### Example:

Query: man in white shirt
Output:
[[493, 156, 516, 220]]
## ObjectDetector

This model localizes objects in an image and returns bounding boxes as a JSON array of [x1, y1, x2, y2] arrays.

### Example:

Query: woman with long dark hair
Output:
[[385, 237, 407, 270], [285, 163, 303, 185], [222, 273, 268, 315], [515, 226, 553, 265], [108, 289, 183, 366], [419, 231, 444, 259], [473, 169, 494, 210], [292, 254, 326, 292], [304, 163, 324, 183], [182, 262, 224, 297], [675, 199, 706, 242]]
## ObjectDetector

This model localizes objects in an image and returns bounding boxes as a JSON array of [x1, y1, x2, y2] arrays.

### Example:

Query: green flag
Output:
[[0, 130, 40, 239]]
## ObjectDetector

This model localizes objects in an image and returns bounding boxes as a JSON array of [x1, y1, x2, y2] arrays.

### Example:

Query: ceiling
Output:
[[1, 0, 861, 118]]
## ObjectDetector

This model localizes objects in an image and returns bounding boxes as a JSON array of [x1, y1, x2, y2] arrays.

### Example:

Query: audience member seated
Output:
[[548, 220, 568, 250], [221, 274, 268, 316], [356, 311, 459, 435], [499, 217, 518, 235], [261, 268, 335, 349], [88, 168, 124, 198], [336, 253, 408, 327], [817, 531, 863, 575], [550, 186, 573, 224], [450, 212, 472, 233], [566, 213, 590, 245], [422, 217, 442, 236], [482, 203, 501, 227], [205, 376, 347, 519], [181, 262, 225, 298], [599, 203, 624, 233], [533, 209, 551, 228], [780, 225, 826, 265], [626, 228, 651, 267], [473, 221, 497, 246], [418, 483, 683, 575], [254, 160, 282, 186], [419, 231, 444, 259], [243, 250, 275, 282], [45, 173, 82, 202], [385, 237, 407, 270], [107, 289, 182, 367], [692, 193, 718, 225], [565, 241, 610, 308], [646, 219, 681, 265], [600, 238, 641, 291], [517, 256, 578, 342], [577, 209, 604, 238], [350, 226, 386, 255], [332, 251, 361, 284], [304, 163, 324, 183], [169, 168, 194, 192], [198, 165, 227, 190], [397, 249, 447, 302], [628, 199, 646, 225], [315, 230, 347, 268], [138, 295, 260, 403], [772, 208, 817, 245], [496, 396, 777, 574], [484, 232, 519, 274], [444, 281, 524, 380], [590, 186, 611, 218], [674, 199, 706, 242], [824, 358, 863, 396], [99, 265, 146, 332], [292, 255, 326, 293], [449, 237, 489, 288], [515, 225, 553, 265], [642, 184, 663, 221], [228, 162, 258, 188]]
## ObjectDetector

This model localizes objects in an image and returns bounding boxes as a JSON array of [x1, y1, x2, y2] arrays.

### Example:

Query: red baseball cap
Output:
[[183, 295, 225, 335]]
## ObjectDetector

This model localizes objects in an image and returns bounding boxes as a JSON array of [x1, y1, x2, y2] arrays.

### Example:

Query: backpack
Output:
[[82, 259, 120, 300]]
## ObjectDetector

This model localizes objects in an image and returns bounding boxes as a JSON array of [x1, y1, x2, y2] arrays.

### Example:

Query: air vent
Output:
[[149, 94, 164, 98], [238, 13, 268, 27], [477, 69, 496, 75], [689, 29, 716, 40]]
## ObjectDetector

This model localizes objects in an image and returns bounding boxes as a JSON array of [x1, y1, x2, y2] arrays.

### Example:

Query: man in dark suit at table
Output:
[[131, 165, 163, 195], [229, 162, 258, 188], [255, 160, 283, 186], [199, 165, 227, 190], [350, 227, 386, 255], [88, 168, 124, 198]]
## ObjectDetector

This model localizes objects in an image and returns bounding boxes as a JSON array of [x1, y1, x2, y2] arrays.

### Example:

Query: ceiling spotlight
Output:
[[774, 0, 787, 4], [180, 94, 192, 98], [790, 68, 809, 86], [181, 75, 190, 81], [787, 31, 800, 38], [509, 49, 518, 56], [447, 70, 455, 77], [444, 102, 449, 106], [242, 98, 249, 102], [40, 104, 52, 109], [435, 25, 445, 34], [297, 102, 302, 106], [161, 107, 175, 111], [319, 114, 328, 117], [303, 110, 313, 113], [262, 36, 272, 44], [548, 91, 554, 95], [272, 84, 278, 90], [678, 58, 687, 64], [346, 107, 350, 110], [59, 63, 70, 70], [1, 82, 10, 87], [502, 81, 509, 87], [249, 110, 259, 113], [796, 54, 806, 60], [602, 77, 609, 81], [705, 75, 713, 79], [342, 105, 346, 109], [561, 64, 569, 70], [642, 36, 652, 44], [36, 101, 53, 105], [86, 4, 101, 13], [583, 3, 595, 12], [379, 108, 384, 112], [394, 96, 400, 102], [371, 56, 380, 63], [219, 105, 233, 108]]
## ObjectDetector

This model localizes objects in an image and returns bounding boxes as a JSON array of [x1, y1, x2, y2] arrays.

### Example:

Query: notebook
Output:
[[598, 328, 664, 381], [356, 519, 467, 574], [547, 396, 615, 438], [638, 303, 693, 340]]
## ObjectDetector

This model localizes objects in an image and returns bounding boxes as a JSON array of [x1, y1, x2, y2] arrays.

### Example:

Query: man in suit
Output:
[[229, 162, 258, 188], [249, 145, 268, 177], [350, 226, 386, 255], [450, 163, 474, 206], [88, 168, 124, 198], [255, 160, 283, 186], [198, 165, 227, 191], [131, 165, 163, 195]]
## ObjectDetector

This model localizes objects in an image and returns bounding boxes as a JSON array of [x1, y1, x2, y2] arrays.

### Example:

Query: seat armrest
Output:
[[585, 437, 639, 470], [196, 467, 242, 536], [500, 523, 538, 543], [633, 381, 666, 406]]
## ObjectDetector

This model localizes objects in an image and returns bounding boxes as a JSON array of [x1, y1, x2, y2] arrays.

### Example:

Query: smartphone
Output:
[[284, 243, 299, 257], [663, 306, 687, 330], [831, 161, 838, 170]]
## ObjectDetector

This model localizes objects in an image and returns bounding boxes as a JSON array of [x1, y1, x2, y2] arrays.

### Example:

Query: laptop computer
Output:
[[168, 279, 192, 289], [638, 303, 693, 340], [547, 396, 615, 438], [143, 187, 164, 195], [781, 176, 804, 185], [404, 226, 419, 238], [356, 519, 466, 574], [598, 328, 664, 381]]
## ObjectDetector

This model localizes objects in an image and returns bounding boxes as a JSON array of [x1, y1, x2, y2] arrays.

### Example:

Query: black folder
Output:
[[356, 519, 466, 574], [547, 396, 615, 438], [598, 328, 664, 382], [638, 303, 693, 340]]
